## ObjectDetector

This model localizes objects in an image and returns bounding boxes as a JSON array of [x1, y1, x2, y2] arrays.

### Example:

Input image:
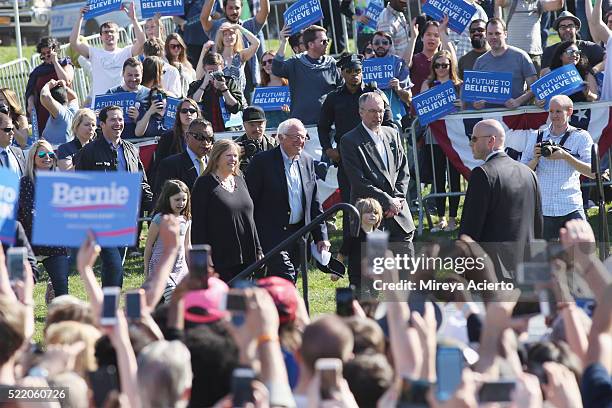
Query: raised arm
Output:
[[586, 0, 611, 44], [128, 2, 146, 56], [200, 0, 216, 34], [50, 49, 74, 86], [69, 7, 90, 58], [39, 80, 62, 118], [255, 0, 269, 26], [541, 0, 564, 12], [238, 25, 261, 62], [405, 18, 418, 68]]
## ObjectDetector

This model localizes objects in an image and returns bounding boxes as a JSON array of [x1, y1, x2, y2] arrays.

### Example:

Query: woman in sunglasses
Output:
[[0, 88, 29, 148], [257, 50, 290, 128], [149, 98, 202, 181], [25, 37, 74, 134], [17, 140, 70, 300], [541, 40, 598, 105], [165, 33, 196, 98], [421, 50, 463, 233]]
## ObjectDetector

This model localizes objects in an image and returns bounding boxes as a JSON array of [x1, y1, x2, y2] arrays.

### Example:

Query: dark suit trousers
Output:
[[266, 222, 304, 283], [338, 161, 351, 256]]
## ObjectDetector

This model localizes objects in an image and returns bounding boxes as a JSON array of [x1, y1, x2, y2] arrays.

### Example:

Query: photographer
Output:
[[235, 106, 276, 174], [521, 95, 594, 240], [187, 52, 243, 132]]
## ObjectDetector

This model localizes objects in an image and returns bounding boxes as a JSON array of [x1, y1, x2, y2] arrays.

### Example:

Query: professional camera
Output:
[[211, 71, 225, 81], [238, 139, 260, 160], [537, 140, 570, 157]]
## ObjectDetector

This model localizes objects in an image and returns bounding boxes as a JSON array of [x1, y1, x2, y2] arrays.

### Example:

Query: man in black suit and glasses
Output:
[[460, 119, 543, 280], [340, 92, 415, 245], [246, 118, 329, 283], [0, 111, 25, 177]]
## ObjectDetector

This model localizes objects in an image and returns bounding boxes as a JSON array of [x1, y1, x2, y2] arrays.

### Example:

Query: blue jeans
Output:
[[43, 255, 70, 296], [543, 210, 585, 241], [99, 247, 127, 287]]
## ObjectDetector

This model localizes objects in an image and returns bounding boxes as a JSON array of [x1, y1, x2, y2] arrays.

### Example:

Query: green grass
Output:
[[0, 46, 36, 65]]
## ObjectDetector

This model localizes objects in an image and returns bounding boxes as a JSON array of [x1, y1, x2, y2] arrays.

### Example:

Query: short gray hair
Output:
[[358, 92, 384, 109], [277, 118, 306, 138], [137, 340, 193, 408]]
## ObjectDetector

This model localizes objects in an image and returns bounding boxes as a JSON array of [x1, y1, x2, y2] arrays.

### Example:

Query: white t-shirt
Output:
[[601, 37, 612, 101], [162, 62, 182, 98], [89, 45, 134, 98]]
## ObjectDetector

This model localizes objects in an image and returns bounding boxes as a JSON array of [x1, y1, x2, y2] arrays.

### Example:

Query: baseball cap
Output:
[[184, 277, 229, 324], [257, 276, 298, 324], [243, 106, 266, 122]]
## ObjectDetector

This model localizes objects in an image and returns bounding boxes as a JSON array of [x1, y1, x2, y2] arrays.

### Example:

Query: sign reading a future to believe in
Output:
[[284, 0, 324, 35], [462, 71, 512, 104], [362, 57, 395, 89], [252, 87, 291, 111], [141, 0, 184, 18], [413, 80, 458, 125], [530, 64, 585, 108], [32, 172, 142, 247], [422, 0, 477, 34], [85, 0, 123, 20]]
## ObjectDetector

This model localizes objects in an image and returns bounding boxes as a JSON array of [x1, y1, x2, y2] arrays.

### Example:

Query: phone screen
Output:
[[436, 347, 463, 401], [398, 378, 429, 407], [366, 230, 389, 276], [226, 293, 246, 312], [102, 293, 118, 320], [7, 248, 26, 281], [125, 292, 141, 320], [231, 368, 254, 406], [478, 381, 516, 402], [335, 288, 354, 317], [189, 245, 210, 287]]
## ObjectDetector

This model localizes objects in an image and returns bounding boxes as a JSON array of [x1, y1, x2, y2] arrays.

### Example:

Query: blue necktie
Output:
[[1, 150, 10, 171]]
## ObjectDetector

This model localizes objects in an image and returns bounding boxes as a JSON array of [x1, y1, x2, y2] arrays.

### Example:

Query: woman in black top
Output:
[[57, 108, 96, 171], [18, 140, 70, 296], [191, 139, 262, 282], [547, 40, 598, 103]]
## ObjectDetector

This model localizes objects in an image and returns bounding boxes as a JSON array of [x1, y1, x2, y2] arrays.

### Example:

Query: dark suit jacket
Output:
[[245, 146, 327, 251], [459, 152, 543, 278], [0, 146, 26, 176], [339, 123, 415, 235], [154, 151, 198, 199]]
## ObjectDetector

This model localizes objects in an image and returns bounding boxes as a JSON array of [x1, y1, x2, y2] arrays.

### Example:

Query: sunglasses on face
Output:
[[2, 126, 14, 133], [373, 39, 390, 46], [180, 108, 198, 114], [565, 49, 581, 56], [0, 104, 9, 115], [169, 43, 182, 50], [469, 27, 485, 34], [188, 132, 214, 142], [364, 48, 374, 54], [262, 59, 273, 66], [37, 151, 56, 159], [434, 63, 450, 69]]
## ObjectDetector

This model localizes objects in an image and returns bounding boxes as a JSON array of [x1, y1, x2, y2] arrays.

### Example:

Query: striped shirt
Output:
[[377, 5, 410, 57], [505, 0, 543, 56]]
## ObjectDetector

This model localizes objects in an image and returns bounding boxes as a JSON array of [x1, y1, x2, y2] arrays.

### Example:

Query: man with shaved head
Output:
[[460, 119, 543, 280]]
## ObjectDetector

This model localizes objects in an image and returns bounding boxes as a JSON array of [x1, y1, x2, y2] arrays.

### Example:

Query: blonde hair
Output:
[[203, 139, 241, 176], [215, 23, 245, 55], [356, 198, 383, 229], [70, 108, 96, 139], [45, 321, 101, 375], [26, 139, 56, 181]]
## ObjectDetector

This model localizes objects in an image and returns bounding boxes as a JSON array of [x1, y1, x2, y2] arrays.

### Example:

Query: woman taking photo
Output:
[[214, 22, 260, 97], [18, 140, 70, 298], [0, 88, 29, 148], [258, 50, 290, 128], [191, 139, 262, 282], [421, 50, 462, 233], [544, 40, 598, 103], [57, 108, 96, 171], [165, 33, 197, 97]]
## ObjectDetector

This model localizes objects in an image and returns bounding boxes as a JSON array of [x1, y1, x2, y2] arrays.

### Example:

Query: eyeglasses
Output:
[[362, 108, 384, 114], [565, 49, 581, 56], [37, 151, 56, 159], [364, 48, 374, 54], [188, 132, 214, 142], [180, 108, 198, 114], [262, 59, 273, 66], [469, 135, 493, 144], [372, 39, 390, 46], [1, 126, 14, 133], [558, 24, 576, 31], [284, 133, 309, 141], [169, 43, 182, 50], [469, 27, 485, 34], [434, 63, 450, 69]]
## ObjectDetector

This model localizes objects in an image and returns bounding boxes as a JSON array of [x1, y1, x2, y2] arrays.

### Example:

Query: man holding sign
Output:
[[75, 106, 153, 287], [70, 3, 146, 100]]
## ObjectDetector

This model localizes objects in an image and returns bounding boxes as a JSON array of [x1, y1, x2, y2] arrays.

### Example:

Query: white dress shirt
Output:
[[280, 146, 304, 224], [363, 122, 389, 169]]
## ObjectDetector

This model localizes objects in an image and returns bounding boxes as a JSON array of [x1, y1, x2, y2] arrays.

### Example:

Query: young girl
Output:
[[341, 198, 383, 291], [143, 179, 192, 301]]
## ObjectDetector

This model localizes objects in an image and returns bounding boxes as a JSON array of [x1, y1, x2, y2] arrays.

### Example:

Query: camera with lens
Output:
[[211, 71, 225, 81], [537, 140, 570, 157], [238, 140, 260, 160]]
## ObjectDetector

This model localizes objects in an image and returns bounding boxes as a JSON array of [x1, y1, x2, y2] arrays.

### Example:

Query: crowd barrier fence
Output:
[[0, 58, 31, 105]]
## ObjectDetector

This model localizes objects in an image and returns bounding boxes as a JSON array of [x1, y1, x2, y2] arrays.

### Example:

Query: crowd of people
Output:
[[0, 0, 612, 406]]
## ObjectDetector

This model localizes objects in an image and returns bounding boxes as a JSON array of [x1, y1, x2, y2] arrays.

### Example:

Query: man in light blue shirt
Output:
[[39, 80, 78, 146]]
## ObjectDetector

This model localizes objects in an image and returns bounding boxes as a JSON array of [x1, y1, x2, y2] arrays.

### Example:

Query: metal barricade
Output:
[[0, 58, 32, 107]]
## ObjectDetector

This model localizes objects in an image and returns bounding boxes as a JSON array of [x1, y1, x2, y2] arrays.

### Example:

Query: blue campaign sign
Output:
[[362, 57, 395, 89], [462, 71, 512, 104], [32, 172, 142, 247], [84, 0, 123, 20], [252, 86, 291, 111], [531, 64, 585, 107], [413, 81, 457, 125], [363, 3, 384, 30], [141, 0, 183, 18], [0, 168, 20, 245], [422, 0, 477, 34], [284, 0, 324, 35], [94, 93, 137, 123], [163, 97, 181, 129]]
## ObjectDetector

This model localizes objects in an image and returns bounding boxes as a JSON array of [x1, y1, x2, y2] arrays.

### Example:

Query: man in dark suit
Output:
[[0, 112, 25, 177], [339, 92, 415, 243], [246, 118, 329, 283], [153, 119, 214, 198], [460, 119, 543, 280]]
